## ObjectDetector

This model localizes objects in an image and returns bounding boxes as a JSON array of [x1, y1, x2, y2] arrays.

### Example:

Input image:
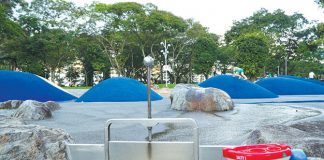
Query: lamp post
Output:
[[160, 40, 171, 87], [143, 56, 154, 141]]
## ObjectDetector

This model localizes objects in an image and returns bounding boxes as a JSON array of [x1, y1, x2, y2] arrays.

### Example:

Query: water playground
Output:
[[0, 69, 324, 160]]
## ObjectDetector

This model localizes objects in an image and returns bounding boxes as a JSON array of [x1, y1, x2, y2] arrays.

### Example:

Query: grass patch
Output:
[[62, 86, 91, 89], [157, 83, 176, 89]]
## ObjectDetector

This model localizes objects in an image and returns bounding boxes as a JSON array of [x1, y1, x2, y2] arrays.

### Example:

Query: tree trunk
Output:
[[83, 60, 94, 86], [102, 67, 110, 80], [50, 69, 55, 83]]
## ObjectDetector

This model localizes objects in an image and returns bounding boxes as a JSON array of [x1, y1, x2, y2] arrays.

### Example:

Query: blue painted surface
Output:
[[280, 75, 324, 86], [290, 149, 307, 160], [199, 75, 278, 99], [76, 77, 163, 102], [0, 70, 76, 102], [256, 77, 324, 95]]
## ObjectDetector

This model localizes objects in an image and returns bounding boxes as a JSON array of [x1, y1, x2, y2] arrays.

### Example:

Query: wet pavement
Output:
[[1, 89, 323, 147]]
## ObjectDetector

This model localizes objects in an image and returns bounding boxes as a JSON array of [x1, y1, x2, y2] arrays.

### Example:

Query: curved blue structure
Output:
[[0, 70, 76, 102], [256, 77, 324, 95], [199, 75, 278, 99], [76, 77, 163, 102], [280, 75, 324, 86]]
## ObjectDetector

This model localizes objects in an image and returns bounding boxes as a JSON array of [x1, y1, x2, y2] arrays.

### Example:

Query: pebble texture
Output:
[[244, 124, 324, 158]]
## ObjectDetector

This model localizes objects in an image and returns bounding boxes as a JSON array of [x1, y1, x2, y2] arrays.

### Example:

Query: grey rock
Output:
[[0, 118, 73, 160], [44, 101, 61, 111], [170, 84, 234, 112], [0, 100, 23, 109], [244, 124, 324, 158], [0, 116, 25, 125], [11, 100, 52, 120]]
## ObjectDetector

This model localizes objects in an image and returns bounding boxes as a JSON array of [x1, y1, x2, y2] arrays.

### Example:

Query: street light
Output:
[[143, 56, 154, 141], [160, 40, 171, 87]]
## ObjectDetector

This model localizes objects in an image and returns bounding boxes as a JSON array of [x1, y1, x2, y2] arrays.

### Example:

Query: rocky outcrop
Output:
[[244, 124, 324, 158], [0, 100, 23, 109], [170, 84, 234, 112], [0, 117, 73, 160], [44, 101, 61, 111], [0, 116, 25, 125], [11, 100, 52, 120]]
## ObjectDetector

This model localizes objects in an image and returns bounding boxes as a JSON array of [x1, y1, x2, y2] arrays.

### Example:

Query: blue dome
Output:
[[199, 75, 278, 99], [76, 77, 163, 102], [256, 77, 324, 95], [280, 75, 324, 86], [0, 70, 76, 102]]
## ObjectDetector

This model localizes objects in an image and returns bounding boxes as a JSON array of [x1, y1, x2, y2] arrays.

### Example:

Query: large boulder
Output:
[[11, 100, 52, 120], [244, 124, 324, 157], [44, 101, 61, 111], [0, 116, 25, 125], [0, 100, 23, 109], [170, 84, 234, 112], [0, 117, 73, 160]]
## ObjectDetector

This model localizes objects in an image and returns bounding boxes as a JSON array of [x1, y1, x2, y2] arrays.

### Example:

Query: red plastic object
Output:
[[223, 144, 292, 160]]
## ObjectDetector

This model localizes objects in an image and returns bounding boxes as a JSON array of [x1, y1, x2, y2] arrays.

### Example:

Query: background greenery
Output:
[[0, 0, 323, 86]]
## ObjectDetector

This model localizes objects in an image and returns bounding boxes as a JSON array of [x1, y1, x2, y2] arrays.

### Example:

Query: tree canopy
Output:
[[0, 1, 323, 85]]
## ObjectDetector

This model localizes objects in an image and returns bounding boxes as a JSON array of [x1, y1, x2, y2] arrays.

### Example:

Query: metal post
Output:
[[143, 56, 154, 142], [147, 66, 151, 119], [161, 40, 170, 88], [277, 66, 280, 76], [147, 66, 152, 141]]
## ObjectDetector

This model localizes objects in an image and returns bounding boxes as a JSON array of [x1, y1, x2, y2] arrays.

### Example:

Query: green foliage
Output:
[[314, 0, 324, 8], [233, 32, 270, 78], [192, 35, 219, 78], [1, 0, 323, 86]]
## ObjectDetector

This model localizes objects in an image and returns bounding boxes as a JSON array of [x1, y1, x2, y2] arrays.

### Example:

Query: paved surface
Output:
[[1, 89, 323, 147]]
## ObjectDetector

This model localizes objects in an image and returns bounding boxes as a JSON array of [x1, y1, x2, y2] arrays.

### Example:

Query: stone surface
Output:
[[0, 100, 23, 109], [0, 117, 73, 160], [244, 124, 324, 158], [0, 116, 25, 125], [170, 84, 234, 112], [11, 100, 52, 120], [44, 101, 61, 111]]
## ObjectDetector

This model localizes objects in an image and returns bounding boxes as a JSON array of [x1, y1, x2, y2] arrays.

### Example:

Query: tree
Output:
[[192, 35, 220, 79], [93, 2, 188, 82], [233, 32, 271, 79], [314, 0, 324, 8], [225, 9, 311, 76]]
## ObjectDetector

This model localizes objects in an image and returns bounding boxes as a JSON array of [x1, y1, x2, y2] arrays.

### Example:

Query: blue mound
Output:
[[199, 75, 278, 99], [280, 75, 324, 86], [76, 77, 163, 102], [0, 70, 77, 102], [256, 77, 324, 95]]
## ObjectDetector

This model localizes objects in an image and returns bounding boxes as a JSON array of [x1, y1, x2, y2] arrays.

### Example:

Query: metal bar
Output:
[[147, 66, 152, 119], [105, 118, 199, 160]]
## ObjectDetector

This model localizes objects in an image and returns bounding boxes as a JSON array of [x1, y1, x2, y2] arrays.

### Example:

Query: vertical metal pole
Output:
[[147, 66, 152, 141], [165, 56, 168, 88], [285, 56, 288, 75], [277, 66, 280, 76]]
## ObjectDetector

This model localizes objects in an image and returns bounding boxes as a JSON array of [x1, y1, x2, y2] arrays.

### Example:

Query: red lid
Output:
[[223, 144, 291, 160]]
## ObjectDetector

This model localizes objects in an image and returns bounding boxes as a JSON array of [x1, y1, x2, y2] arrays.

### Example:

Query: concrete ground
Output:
[[12, 89, 322, 147], [1, 89, 323, 147]]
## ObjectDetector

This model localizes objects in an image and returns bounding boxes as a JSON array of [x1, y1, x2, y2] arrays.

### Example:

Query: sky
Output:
[[31, 0, 324, 35]]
